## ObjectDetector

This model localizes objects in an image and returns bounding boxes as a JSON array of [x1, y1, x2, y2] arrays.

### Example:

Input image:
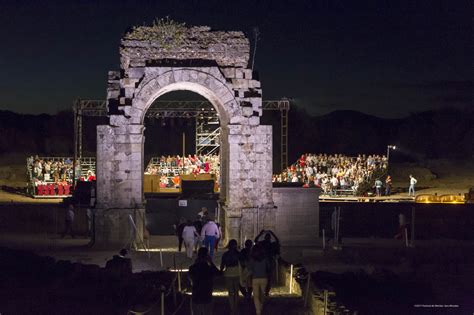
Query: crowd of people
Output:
[[188, 229, 280, 315], [27, 156, 96, 196], [28, 156, 76, 183], [173, 206, 281, 315], [273, 153, 388, 195], [28, 156, 96, 183], [145, 154, 220, 188]]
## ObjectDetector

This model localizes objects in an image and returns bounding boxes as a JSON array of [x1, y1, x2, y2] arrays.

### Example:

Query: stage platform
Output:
[[319, 194, 415, 203]]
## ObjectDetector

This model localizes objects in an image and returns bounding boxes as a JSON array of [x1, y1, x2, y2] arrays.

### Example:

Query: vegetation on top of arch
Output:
[[124, 17, 187, 48]]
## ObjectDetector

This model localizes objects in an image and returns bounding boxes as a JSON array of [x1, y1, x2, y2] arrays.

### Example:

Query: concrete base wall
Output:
[[94, 207, 145, 249], [239, 206, 276, 245], [273, 187, 320, 246]]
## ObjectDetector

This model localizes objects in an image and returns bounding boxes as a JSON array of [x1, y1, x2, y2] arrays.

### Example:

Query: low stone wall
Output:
[[320, 202, 474, 239], [0, 203, 88, 235]]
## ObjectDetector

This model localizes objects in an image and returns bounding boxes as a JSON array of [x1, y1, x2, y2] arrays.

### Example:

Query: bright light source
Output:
[[169, 268, 189, 272]]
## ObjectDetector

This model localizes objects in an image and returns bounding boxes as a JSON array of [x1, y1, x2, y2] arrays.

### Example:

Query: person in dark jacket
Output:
[[220, 239, 240, 315], [61, 204, 75, 238], [193, 216, 203, 252], [105, 248, 133, 278], [248, 244, 271, 315], [255, 230, 280, 295], [175, 217, 186, 252], [239, 239, 254, 298], [189, 247, 221, 315]]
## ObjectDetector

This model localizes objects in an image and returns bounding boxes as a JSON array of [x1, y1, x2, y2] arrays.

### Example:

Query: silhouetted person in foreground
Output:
[[189, 247, 221, 315], [61, 204, 75, 238], [239, 239, 254, 298], [105, 248, 133, 278], [174, 217, 186, 252], [255, 229, 280, 295], [248, 244, 271, 315], [220, 239, 240, 315]]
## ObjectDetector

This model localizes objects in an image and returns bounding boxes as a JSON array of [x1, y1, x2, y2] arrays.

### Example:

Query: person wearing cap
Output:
[[220, 239, 241, 315]]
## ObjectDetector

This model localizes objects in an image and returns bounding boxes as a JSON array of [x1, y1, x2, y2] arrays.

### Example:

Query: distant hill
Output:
[[0, 106, 473, 168]]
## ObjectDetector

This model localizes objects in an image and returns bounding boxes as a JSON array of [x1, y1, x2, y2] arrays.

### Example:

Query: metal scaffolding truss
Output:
[[73, 98, 290, 171]]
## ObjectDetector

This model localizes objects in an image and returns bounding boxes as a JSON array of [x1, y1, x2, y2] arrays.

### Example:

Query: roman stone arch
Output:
[[95, 25, 274, 247]]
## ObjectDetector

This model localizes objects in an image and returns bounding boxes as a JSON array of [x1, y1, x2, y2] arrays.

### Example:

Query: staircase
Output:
[[195, 117, 220, 156], [171, 270, 312, 315]]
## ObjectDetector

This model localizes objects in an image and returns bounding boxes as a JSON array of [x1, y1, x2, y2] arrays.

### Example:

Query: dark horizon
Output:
[[0, 0, 472, 118]]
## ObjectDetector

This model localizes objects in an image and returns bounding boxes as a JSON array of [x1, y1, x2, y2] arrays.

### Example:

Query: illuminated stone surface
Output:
[[95, 25, 274, 247]]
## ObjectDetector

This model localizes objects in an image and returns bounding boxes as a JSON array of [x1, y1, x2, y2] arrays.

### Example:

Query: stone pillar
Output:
[[223, 124, 275, 244], [95, 124, 145, 248]]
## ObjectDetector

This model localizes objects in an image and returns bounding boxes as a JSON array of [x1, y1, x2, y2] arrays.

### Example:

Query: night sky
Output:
[[0, 0, 471, 117]]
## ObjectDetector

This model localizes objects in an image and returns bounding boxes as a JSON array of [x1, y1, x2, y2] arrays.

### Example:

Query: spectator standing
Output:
[[193, 216, 203, 252], [86, 208, 93, 237], [255, 230, 280, 296], [239, 239, 253, 298], [375, 178, 383, 196], [175, 217, 186, 252], [214, 222, 223, 253], [61, 204, 75, 238], [385, 175, 392, 196], [394, 213, 408, 240], [220, 239, 241, 315], [408, 175, 417, 196], [198, 207, 209, 221], [201, 216, 220, 258], [248, 244, 271, 315], [189, 247, 221, 315], [182, 220, 199, 259]]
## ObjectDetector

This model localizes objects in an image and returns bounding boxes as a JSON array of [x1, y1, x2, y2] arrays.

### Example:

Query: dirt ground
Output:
[[390, 159, 474, 195]]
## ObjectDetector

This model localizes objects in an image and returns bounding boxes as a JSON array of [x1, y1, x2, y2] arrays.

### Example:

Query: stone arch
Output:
[[95, 25, 275, 247], [132, 68, 239, 126]]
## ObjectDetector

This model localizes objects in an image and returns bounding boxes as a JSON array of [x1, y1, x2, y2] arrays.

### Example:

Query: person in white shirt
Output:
[[182, 220, 200, 259], [408, 175, 417, 196], [201, 217, 220, 258]]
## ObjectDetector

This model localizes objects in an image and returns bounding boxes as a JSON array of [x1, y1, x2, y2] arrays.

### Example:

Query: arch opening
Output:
[[141, 88, 229, 236]]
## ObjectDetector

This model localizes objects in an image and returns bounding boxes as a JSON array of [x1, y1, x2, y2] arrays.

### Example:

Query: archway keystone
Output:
[[95, 24, 274, 247]]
